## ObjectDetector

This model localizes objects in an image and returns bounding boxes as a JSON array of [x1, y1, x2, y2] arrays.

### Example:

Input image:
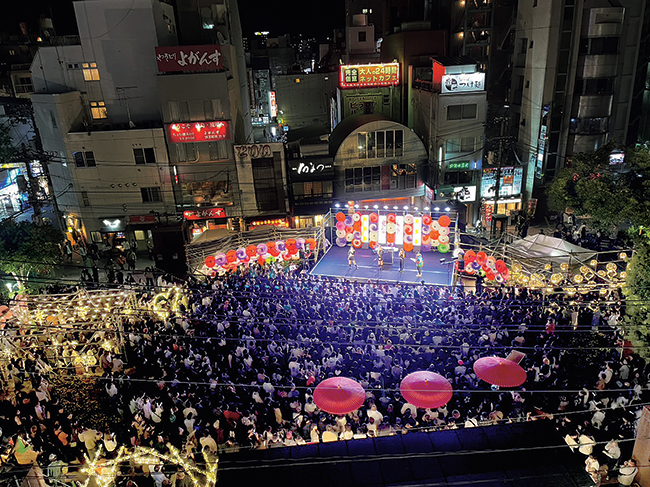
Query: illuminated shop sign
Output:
[[269, 91, 278, 117], [155, 45, 223, 72], [453, 186, 477, 202], [339, 63, 400, 89], [289, 158, 334, 181], [167, 121, 231, 143], [481, 167, 524, 198], [447, 161, 471, 170], [183, 208, 226, 220], [441, 72, 485, 93]]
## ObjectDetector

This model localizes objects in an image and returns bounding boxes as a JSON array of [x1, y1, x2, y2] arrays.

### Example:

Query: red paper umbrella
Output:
[[473, 357, 527, 387], [314, 377, 366, 415], [400, 371, 453, 409]]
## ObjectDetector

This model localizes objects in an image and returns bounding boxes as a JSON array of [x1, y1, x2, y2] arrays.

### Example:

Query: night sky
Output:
[[1, 0, 345, 40]]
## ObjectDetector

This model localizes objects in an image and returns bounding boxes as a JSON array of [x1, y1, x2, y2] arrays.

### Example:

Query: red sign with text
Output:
[[183, 208, 226, 220], [129, 215, 156, 224], [167, 122, 231, 143], [155, 45, 223, 72]]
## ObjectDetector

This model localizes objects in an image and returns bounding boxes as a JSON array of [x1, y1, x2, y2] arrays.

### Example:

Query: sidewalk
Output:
[[55, 251, 157, 287]]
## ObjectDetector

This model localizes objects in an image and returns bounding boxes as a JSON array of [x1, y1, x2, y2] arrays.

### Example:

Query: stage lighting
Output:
[[403, 206, 409, 210], [335, 203, 340, 208], [393, 206, 398, 210], [434, 207, 440, 211], [424, 207, 430, 211], [445, 207, 451, 212], [373, 205, 379, 209], [383, 206, 388, 210], [364, 205, 369, 209], [414, 206, 419, 211]]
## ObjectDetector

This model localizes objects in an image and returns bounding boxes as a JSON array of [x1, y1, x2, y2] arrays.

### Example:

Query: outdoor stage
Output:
[[310, 245, 455, 286]]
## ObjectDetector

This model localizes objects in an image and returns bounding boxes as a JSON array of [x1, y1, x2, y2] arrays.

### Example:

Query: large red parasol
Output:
[[313, 377, 366, 415], [400, 371, 453, 409], [473, 356, 527, 387]]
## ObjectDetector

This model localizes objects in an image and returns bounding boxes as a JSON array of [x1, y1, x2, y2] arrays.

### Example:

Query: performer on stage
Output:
[[398, 248, 406, 273], [415, 251, 424, 277], [376, 245, 384, 268], [348, 247, 358, 269]]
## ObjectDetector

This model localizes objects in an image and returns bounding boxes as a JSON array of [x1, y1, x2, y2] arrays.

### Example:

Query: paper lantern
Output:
[[353, 212, 361, 222], [403, 243, 414, 252], [352, 239, 362, 248], [369, 241, 377, 249], [257, 244, 268, 255], [236, 248, 247, 260], [465, 250, 477, 263], [336, 212, 346, 222], [404, 214, 414, 225], [281, 252, 292, 260], [422, 215, 432, 225], [439, 244, 450, 253], [422, 225, 431, 234], [344, 216, 353, 226], [400, 372, 453, 409], [387, 213, 396, 223], [276, 240, 286, 251], [257, 256, 266, 265], [205, 256, 216, 268], [404, 234, 413, 244], [314, 377, 366, 415], [336, 229, 346, 239], [438, 215, 451, 227], [386, 222, 396, 233], [345, 226, 354, 234], [354, 219, 362, 231], [346, 233, 353, 242], [336, 238, 347, 247], [226, 250, 237, 263], [369, 213, 379, 223], [215, 253, 227, 266], [404, 225, 413, 235], [438, 235, 449, 245], [476, 251, 487, 266], [353, 231, 362, 240], [369, 222, 379, 232], [269, 247, 280, 257], [295, 239, 304, 250], [306, 238, 317, 249], [336, 221, 346, 231], [495, 259, 507, 273], [430, 230, 440, 240], [386, 234, 395, 243], [246, 245, 258, 257], [439, 226, 450, 237]]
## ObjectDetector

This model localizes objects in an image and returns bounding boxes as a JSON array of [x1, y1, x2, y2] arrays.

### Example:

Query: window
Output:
[[386, 130, 394, 157], [358, 31, 367, 42], [169, 101, 190, 121], [575, 77, 615, 95], [376, 131, 385, 157], [443, 171, 473, 185], [358, 133, 367, 159], [176, 143, 197, 162], [208, 141, 230, 160], [73, 151, 96, 168], [447, 104, 477, 120], [81, 191, 90, 206], [82, 62, 100, 81], [395, 130, 403, 156], [134, 148, 156, 164], [446, 137, 476, 153], [141, 187, 162, 203], [251, 158, 279, 211], [90, 101, 107, 119]]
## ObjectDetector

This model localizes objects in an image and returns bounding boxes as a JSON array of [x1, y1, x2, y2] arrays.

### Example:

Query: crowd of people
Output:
[[0, 258, 645, 486]]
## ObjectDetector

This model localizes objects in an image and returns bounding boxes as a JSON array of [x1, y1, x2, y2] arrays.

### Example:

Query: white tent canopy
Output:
[[507, 234, 597, 265]]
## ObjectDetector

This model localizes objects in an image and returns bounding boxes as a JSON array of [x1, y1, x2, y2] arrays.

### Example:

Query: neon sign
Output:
[[339, 63, 400, 89], [167, 122, 230, 143]]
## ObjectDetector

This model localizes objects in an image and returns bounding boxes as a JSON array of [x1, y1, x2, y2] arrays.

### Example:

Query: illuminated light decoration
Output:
[[413, 217, 422, 246], [378, 215, 387, 244], [361, 214, 370, 243], [339, 62, 400, 89], [395, 215, 404, 245], [167, 121, 230, 143], [183, 208, 226, 220], [441, 72, 485, 93]]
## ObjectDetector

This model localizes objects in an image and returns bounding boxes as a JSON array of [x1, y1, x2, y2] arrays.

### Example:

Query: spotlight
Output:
[[383, 205, 388, 210], [424, 207, 430, 211], [373, 205, 379, 209], [414, 206, 419, 211], [403, 206, 409, 210], [393, 206, 398, 210], [355, 204, 360, 208], [335, 203, 340, 208], [434, 207, 440, 211], [445, 207, 451, 212], [364, 205, 369, 209]]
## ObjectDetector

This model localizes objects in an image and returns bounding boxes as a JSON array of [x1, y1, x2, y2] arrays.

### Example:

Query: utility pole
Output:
[[491, 115, 509, 238]]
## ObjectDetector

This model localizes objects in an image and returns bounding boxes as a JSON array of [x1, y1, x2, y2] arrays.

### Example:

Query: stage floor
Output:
[[311, 245, 454, 286]]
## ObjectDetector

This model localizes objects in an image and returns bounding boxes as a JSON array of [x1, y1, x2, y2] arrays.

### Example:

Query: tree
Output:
[[547, 144, 650, 355], [0, 220, 63, 294], [547, 143, 650, 230], [0, 124, 16, 165]]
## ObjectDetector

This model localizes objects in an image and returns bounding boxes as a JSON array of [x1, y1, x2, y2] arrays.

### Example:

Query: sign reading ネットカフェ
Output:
[[183, 208, 226, 220], [339, 63, 400, 89], [155, 45, 223, 72], [167, 122, 231, 143]]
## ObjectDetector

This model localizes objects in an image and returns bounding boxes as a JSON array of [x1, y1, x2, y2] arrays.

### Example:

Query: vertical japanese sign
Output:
[[269, 91, 278, 118]]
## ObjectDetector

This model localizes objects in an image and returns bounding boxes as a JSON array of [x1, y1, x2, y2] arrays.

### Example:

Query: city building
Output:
[[511, 0, 647, 202]]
